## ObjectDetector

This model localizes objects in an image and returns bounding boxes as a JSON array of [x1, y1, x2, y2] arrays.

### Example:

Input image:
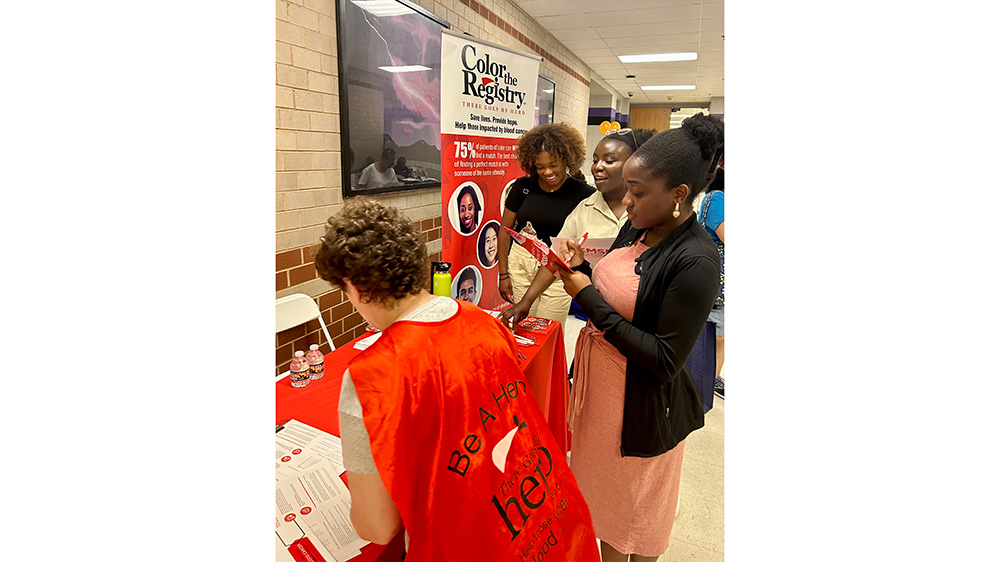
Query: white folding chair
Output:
[[276, 293, 336, 351]]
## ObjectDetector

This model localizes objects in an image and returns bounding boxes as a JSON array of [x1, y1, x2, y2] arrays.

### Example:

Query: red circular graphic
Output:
[[284, 513, 296, 522], [292, 448, 302, 455], [281, 455, 292, 462], [300, 506, 312, 515]]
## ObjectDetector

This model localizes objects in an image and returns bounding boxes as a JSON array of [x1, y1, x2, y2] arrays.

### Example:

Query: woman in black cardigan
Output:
[[552, 115, 723, 562]]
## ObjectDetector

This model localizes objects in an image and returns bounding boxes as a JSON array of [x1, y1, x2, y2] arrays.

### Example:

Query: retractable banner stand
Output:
[[440, 30, 540, 309]]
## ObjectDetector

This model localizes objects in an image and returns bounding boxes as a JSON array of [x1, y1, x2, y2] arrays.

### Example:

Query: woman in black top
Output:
[[552, 115, 723, 562], [498, 122, 593, 327]]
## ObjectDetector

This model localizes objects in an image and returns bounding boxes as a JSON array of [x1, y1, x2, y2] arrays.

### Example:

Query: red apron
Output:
[[348, 301, 599, 561]]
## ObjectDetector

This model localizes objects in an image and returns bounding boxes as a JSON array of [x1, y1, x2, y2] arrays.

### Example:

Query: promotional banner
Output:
[[440, 30, 540, 310]]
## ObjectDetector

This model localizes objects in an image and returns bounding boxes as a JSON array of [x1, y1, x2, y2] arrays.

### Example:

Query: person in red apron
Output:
[[314, 198, 600, 562]]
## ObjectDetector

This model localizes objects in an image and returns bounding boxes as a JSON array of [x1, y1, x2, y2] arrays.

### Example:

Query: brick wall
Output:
[[275, 220, 443, 376], [275, 0, 593, 375]]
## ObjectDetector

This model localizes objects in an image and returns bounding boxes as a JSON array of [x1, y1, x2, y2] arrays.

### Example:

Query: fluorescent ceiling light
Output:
[[351, 0, 415, 17], [379, 65, 432, 73], [542, 89, 554, 94], [641, 85, 696, 91], [618, 52, 697, 63]]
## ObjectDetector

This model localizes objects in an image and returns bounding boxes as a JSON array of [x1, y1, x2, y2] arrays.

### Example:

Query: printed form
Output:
[[549, 236, 615, 268], [275, 459, 368, 561], [276, 419, 346, 480]]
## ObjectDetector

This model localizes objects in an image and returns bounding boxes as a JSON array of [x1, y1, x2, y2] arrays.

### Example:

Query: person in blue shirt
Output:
[[698, 159, 724, 397]]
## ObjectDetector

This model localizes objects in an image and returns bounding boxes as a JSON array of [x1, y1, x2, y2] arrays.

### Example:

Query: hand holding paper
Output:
[[554, 266, 592, 298], [549, 238, 592, 298], [503, 226, 571, 273]]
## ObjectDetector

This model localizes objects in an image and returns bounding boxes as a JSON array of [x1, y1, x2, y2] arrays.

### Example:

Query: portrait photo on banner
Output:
[[452, 265, 482, 305], [478, 220, 500, 269], [448, 181, 485, 236]]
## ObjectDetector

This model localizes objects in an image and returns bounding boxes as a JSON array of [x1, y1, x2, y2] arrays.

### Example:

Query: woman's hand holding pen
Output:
[[553, 239, 591, 298], [558, 238, 586, 268]]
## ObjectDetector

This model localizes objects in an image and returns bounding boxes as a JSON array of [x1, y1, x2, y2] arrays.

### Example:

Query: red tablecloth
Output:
[[275, 317, 570, 561]]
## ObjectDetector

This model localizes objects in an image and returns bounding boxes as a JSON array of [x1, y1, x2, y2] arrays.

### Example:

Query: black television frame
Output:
[[335, 0, 451, 198], [536, 73, 556, 126]]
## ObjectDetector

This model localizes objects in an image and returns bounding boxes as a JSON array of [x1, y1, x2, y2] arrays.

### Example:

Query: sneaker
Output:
[[714, 377, 724, 399]]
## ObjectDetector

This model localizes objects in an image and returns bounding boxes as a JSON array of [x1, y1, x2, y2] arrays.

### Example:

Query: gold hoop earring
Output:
[[672, 201, 680, 218]]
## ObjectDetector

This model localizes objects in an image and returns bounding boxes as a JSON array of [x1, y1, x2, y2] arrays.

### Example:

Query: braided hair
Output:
[[630, 114, 724, 203]]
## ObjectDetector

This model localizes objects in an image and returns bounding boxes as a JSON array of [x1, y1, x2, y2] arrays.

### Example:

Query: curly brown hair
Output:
[[514, 122, 586, 178], [315, 198, 429, 306]]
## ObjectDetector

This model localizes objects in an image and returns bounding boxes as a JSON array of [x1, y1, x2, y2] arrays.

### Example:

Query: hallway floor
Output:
[[563, 316, 724, 561]]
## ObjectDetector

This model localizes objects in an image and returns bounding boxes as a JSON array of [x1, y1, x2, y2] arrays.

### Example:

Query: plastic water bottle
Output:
[[290, 351, 310, 388], [306, 344, 325, 380]]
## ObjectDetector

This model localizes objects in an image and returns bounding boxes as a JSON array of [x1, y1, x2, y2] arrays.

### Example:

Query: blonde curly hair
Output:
[[514, 122, 586, 178], [315, 198, 429, 306]]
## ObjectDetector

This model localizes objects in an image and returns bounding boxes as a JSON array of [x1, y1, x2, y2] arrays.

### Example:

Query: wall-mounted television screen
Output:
[[337, 0, 451, 197], [535, 74, 555, 126]]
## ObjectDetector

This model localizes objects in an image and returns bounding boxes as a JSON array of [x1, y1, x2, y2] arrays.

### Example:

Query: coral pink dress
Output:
[[568, 241, 686, 556]]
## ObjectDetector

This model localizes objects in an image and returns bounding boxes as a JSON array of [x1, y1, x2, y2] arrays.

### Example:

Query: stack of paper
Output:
[[276, 419, 346, 480], [352, 331, 383, 350], [276, 420, 369, 561], [549, 236, 615, 267]]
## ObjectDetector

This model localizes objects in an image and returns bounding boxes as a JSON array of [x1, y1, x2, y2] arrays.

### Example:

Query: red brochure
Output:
[[503, 226, 571, 273], [288, 537, 326, 562]]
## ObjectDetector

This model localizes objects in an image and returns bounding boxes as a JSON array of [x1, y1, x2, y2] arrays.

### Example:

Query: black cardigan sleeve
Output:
[[574, 255, 719, 383]]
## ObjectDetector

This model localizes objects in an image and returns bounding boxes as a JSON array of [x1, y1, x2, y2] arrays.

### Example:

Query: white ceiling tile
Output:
[[638, 75, 702, 83], [697, 51, 724, 62], [624, 60, 701, 71], [599, 22, 691, 39], [603, 32, 701, 47], [512, 0, 581, 18], [588, 7, 703, 27], [569, 0, 704, 13], [588, 66, 629, 75], [534, 13, 597, 31], [572, 47, 617, 58], [586, 56, 627, 66], [643, 3, 705, 22], [701, 3, 724, 18], [556, 38, 610, 50], [697, 65, 725, 74], [629, 75, 700, 85], [700, 18, 724, 32], [510, 0, 723, 108], [587, 61, 628, 69]]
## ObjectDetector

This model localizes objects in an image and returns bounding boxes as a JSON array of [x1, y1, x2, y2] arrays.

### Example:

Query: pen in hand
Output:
[[562, 232, 589, 265]]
